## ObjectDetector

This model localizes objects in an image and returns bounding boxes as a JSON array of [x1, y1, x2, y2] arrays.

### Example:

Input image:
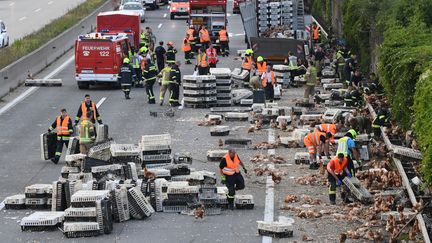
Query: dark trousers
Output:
[[200, 41, 209, 49], [347, 155, 355, 176], [220, 41, 228, 55], [184, 51, 191, 62], [226, 172, 245, 205], [146, 79, 156, 103], [198, 66, 209, 75], [209, 62, 216, 68], [169, 83, 180, 106], [264, 84, 274, 102], [121, 84, 132, 97], [327, 173, 345, 203], [157, 61, 165, 73], [134, 68, 142, 82], [54, 139, 69, 162]]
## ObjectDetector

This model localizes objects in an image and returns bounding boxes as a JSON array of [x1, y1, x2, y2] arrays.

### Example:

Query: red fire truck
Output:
[[96, 11, 141, 49], [74, 33, 132, 89]]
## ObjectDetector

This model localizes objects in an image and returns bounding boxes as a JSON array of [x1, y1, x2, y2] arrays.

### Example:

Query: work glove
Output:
[[337, 179, 342, 187], [243, 167, 248, 174], [220, 175, 226, 185], [346, 172, 352, 178]]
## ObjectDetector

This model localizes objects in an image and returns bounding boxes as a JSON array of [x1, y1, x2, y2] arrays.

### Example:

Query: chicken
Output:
[[27, 70, 34, 80], [339, 233, 347, 243], [275, 135, 282, 146], [269, 119, 277, 129], [253, 167, 266, 176], [194, 204, 205, 219], [247, 126, 255, 133], [255, 119, 263, 130], [302, 235, 313, 241], [143, 166, 156, 180], [409, 221, 419, 240], [284, 195, 298, 203], [270, 171, 282, 184], [218, 139, 224, 147], [413, 199, 424, 212]]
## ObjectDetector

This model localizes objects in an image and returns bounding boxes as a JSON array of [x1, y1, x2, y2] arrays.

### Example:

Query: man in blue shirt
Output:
[[336, 129, 361, 175]]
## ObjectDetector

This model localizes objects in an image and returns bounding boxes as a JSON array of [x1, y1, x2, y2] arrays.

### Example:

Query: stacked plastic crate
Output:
[[197, 186, 221, 215], [273, 64, 290, 87], [281, 1, 294, 27], [24, 184, 52, 210], [163, 182, 199, 213], [257, 0, 296, 35], [63, 190, 112, 238], [110, 143, 141, 164], [127, 187, 155, 219], [210, 68, 232, 107], [20, 211, 65, 231], [183, 75, 218, 108], [257, 0, 270, 34], [139, 134, 172, 166], [110, 187, 130, 222]]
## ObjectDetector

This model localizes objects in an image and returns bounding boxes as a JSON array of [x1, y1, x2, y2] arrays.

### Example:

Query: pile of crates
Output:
[[63, 190, 113, 238], [210, 68, 232, 107], [163, 182, 199, 213], [139, 134, 172, 166], [20, 211, 65, 231], [110, 144, 141, 164], [127, 187, 155, 219], [257, 0, 295, 35], [197, 186, 221, 215], [24, 184, 52, 210], [183, 75, 217, 108], [273, 64, 290, 87]]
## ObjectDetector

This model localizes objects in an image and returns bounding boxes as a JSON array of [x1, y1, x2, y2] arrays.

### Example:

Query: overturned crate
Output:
[[342, 177, 373, 203], [21, 211, 65, 231], [25, 78, 62, 87], [207, 150, 229, 162], [257, 220, 293, 238]]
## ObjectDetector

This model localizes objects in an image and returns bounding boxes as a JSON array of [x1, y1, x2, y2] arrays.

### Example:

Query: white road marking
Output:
[[9, 2, 15, 6], [0, 55, 74, 116], [167, 5, 170, 9], [228, 33, 233, 37], [96, 97, 107, 108], [18, 16, 27, 21], [234, 33, 245, 36], [34, 8, 41, 12], [0, 200, 4, 211], [263, 129, 275, 243], [48, 1, 53, 5], [163, 13, 167, 18], [158, 23, 163, 29]]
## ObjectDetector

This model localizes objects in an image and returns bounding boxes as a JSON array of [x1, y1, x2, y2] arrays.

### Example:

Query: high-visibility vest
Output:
[[257, 62, 267, 75], [56, 116, 71, 136], [305, 131, 326, 147], [182, 38, 191, 52], [140, 32, 147, 41], [327, 157, 348, 175], [261, 71, 276, 88], [79, 119, 94, 144], [197, 53, 208, 67], [312, 26, 320, 40], [222, 153, 240, 175], [187, 29, 195, 42], [336, 137, 350, 156], [131, 54, 140, 69], [219, 30, 228, 41], [206, 48, 217, 64], [318, 124, 337, 135], [242, 56, 252, 70], [199, 29, 210, 43], [81, 102, 97, 121]]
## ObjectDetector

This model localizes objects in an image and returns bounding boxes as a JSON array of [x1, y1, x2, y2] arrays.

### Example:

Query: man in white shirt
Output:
[[260, 65, 276, 102]]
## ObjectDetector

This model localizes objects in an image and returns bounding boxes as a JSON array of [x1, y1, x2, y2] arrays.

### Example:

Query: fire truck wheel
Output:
[[77, 82, 89, 90]]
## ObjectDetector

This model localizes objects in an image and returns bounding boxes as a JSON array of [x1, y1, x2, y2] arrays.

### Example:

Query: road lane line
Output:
[[96, 97, 107, 108], [9, 2, 15, 6], [158, 23, 163, 29], [0, 55, 74, 116], [262, 129, 275, 243], [18, 16, 27, 21], [34, 8, 41, 12], [48, 1, 53, 4], [163, 13, 167, 18], [167, 5, 170, 9]]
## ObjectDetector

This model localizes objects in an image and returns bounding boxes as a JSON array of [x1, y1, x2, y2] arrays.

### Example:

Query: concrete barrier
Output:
[[0, 0, 113, 99]]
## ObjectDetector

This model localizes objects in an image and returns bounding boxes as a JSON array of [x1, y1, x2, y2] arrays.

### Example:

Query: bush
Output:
[[0, 0, 105, 69]]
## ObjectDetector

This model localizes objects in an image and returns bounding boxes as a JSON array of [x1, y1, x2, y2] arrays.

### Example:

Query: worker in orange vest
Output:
[[303, 131, 332, 170], [218, 26, 229, 56], [74, 94, 102, 125], [182, 34, 192, 64], [186, 25, 197, 55], [48, 108, 74, 164], [256, 56, 267, 76], [311, 22, 320, 43], [199, 25, 210, 49], [206, 43, 218, 68], [327, 153, 352, 205], [219, 149, 248, 210], [196, 47, 209, 75], [241, 49, 253, 72], [314, 123, 342, 144], [260, 65, 276, 102]]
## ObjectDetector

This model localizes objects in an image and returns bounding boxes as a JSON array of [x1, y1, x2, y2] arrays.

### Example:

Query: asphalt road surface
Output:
[[0, 7, 269, 243], [0, 0, 87, 43]]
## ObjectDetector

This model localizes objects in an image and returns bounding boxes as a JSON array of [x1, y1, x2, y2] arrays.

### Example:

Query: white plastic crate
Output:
[[225, 112, 249, 119], [273, 65, 290, 71], [25, 198, 47, 205], [184, 96, 217, 103], [231, 68, 249, 80], [25, 184, 52, 194], [280, 136, 296, 146], [5, 194, 26, 204], [140, 134, 171, 145], [300, 114, 323, 122], [65, 153, 86, 162], [128, 187, 155, 217], [162, 205, 188, 213], [65, 207, 97, 218], [392, 145, 422, 160], [342, 177, 373, 203], [142, 154, 172, 162], [257, 221, 293, 233], [71, 190, 110, 204], [295, 152, 309, 161], [276, 116, 292, 124], [322, 109, 342, 123], [154, 179, 169, 212], [21, 212, 65, 227], [112, 187, 130, 222], [262, 108, 279, 116], [63, 222, 100, 232], [149, 168, 171, 178], [167, 185, 199, 194], [210, 125, 230, 133], [210, 68, 231, 78], [207, 150, 228, 160], [110, 144, 141, 157], [183, 75, 216, 82], [323, 83, 343, 90], [183, 89, 217, 96]]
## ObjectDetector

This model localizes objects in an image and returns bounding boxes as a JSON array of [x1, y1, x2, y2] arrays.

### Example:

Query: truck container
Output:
[[96, 11, 141, 49]]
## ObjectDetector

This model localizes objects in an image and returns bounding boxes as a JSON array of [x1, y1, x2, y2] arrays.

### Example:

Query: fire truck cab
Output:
[[75, 32, 132, 89]]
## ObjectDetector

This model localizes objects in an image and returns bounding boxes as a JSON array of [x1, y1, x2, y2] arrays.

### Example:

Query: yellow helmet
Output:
[[348, 129, 357, 139], [257, 56, 264, 62], [139, 46, 148, 53], [123, 57, 130, 64], [246, 49, 253, 55]]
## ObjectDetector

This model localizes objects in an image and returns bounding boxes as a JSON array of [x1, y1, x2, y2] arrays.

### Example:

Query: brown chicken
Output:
[[144, 166, 156, 180], [269, 119, 277, 129], [339, 233, 347, 243], [271, 171, 282, 184], [218, 139, 224, 147], [194, 204, 205, 219], [247, 126, 255, 133], [302, 235, 313, 241]]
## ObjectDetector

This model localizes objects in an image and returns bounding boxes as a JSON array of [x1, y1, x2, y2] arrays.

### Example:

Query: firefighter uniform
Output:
[[158, 65, 172, 105], [327, 156, 350, 204], [169, 63, 181, 107], [118, 58, 136, 99], [166, 44, 177, 64], [130, 52, 142, 86], [372, 109, 390, 137], [261, 70, 276, 102], [79, 117, 95, 154], [75, 100, 102, 125], [143, 61, 158, 104], [218, 28, 229, 56], [48, 115, 73, 164], [219, 152, 246, 209], [140, 32, 148, 48], [196, 50, 209, 75], [182, 36, 192, 64], [206, 46, 217, 68]]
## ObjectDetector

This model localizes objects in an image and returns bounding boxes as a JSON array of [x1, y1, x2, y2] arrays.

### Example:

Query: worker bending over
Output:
[[336, 129, 361, 176], [48, 108, 73, 164], [327, 153, 352, 205], [79, 111, 96, 154], [303, 131, 332, 170], [219, 149, 248, 210]]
